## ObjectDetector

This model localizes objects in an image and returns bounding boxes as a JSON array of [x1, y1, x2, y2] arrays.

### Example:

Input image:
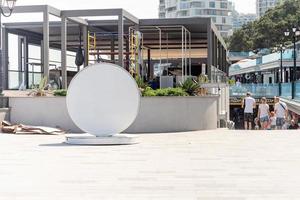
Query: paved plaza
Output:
[[0, 130, 300, 199]]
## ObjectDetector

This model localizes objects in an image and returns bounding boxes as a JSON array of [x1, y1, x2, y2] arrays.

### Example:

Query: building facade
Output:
[[256, 0, 282, 17], [232, 10, 257, 31], [159, 0, 233, 37]]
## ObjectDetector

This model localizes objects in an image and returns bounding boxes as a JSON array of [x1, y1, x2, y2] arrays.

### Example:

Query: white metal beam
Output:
[[123, 9, 139, 24], [67, 17, 88, 26], [61, 9, 122, 18]]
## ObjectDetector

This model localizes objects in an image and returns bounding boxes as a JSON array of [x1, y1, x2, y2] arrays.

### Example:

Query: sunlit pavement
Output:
[[0, 129, 300, 200]]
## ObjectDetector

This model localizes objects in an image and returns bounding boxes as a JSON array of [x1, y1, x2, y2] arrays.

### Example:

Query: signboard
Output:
[[230, 97, 275, 106]]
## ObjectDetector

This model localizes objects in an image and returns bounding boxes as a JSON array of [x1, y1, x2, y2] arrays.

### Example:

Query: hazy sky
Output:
[[12, 0, 256, 19]]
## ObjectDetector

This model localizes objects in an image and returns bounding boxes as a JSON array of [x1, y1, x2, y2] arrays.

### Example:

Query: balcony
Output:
[[230, 82, 300, 102]]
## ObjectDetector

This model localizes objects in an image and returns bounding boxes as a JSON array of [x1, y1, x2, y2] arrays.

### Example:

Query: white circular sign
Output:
[[66, 63, 140, 137]]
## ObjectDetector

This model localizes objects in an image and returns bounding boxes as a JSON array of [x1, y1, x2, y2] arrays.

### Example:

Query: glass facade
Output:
[[209, 2, 216, 8], [7, 33, 77, 90]]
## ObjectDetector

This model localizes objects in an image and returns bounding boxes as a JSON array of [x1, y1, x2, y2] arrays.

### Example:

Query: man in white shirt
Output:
[[274, 97, 288, 130], [242, 92, 256, 130]]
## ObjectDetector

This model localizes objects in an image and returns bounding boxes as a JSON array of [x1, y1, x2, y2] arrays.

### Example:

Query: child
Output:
[[269, 111, 277, 130], [254, 118, 260, 130]]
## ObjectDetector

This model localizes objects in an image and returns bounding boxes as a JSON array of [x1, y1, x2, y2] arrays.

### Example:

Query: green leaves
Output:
[[135, 76, 149, 90], [179, 78, 200, 96], [228, 0, 300, 51], [53, 90, 67, 97], [142, 87, 188, 97]]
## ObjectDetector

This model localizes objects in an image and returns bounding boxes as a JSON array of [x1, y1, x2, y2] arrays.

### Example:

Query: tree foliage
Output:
[[228, 0, 300, 51]]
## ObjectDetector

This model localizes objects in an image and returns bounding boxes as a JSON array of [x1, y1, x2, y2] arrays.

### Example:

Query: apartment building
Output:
[[159, 0, 233, 37]]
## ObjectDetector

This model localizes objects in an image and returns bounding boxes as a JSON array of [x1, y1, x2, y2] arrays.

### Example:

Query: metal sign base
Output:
[[65, 134, 138, 145]]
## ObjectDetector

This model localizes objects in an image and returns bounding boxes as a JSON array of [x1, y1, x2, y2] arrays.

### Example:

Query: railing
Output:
[[281, 83, 292, 99], [230, 83, 279, 98], [230, 82, 300, 101], [296, 81, 300, 100]]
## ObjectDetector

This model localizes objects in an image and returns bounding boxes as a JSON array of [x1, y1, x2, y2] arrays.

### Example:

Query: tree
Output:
[[228, 0, 300, 51]]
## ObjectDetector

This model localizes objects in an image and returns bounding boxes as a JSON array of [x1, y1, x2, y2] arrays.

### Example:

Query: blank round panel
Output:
[[66, 63, 140, 137]]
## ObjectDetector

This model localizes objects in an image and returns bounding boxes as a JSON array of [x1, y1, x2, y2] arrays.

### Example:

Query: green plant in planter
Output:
[[196, 74, 210, 96], [28, 77, 52, 97], [198, 74, 209, 84], [143, 87, 188, 97], [142, 87, 157, 96], [228, 79, 236, 86], [179, 78, 200, 96], [54, 89, 67, 97], [135, 76, 148, 90]]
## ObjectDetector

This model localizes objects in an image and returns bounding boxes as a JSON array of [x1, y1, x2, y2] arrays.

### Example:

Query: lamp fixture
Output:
[[0, 0, 17, 17]]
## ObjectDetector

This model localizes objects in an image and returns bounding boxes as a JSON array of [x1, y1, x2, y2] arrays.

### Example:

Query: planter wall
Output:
[[0, 97, 9, 108], [0, 108, 10, 123], [9, 96, 219, 133], [125, 96, 218, 133], [9, 97, 81, 132]]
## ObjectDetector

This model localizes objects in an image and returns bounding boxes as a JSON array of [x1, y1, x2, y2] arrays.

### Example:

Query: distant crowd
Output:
[[242, 93, 299, 130]]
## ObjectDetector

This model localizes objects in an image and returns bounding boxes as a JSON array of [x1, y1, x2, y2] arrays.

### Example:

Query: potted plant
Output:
[[28, 77, 53, 97], [197, 74, 209, 96]]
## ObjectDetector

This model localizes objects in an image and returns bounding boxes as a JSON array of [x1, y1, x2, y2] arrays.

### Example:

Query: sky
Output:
[[231, 0, 256, 14], [10, 0, 256, 20]]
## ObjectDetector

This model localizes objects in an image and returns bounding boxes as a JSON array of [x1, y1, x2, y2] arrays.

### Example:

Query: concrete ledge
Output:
[[9, 96, 219, 133], [9, 97, 82, 132], [0, 108, 10, 124], [125, 96, 219, 133]]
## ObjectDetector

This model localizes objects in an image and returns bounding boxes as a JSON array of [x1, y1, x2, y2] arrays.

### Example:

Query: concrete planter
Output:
[[9, 96, 219, 133], [0, 96, 9, 108], [0, 108, 10, 122], [9, 97, 82, 133], [125, 96, 218, 133]]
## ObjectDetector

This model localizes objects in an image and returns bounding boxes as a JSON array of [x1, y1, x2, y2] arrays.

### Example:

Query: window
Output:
[[190, 1, 205, 8], [208, 10, 216, 15], [209, 2, 215, 8], [220, 2, 227, 9], [222, 17, 226, 24], [177, 10, 188, 17], [193, 9, 203, 15], [180, 2, 190, 9]]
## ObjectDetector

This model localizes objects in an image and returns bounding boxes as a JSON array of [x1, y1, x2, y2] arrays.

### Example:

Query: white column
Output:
[[43, 8, 50, 83], [61, 17, 68, 89]]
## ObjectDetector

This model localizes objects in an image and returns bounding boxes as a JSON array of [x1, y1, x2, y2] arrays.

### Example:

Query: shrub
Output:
[[143, 87, 188, 97], [135, 76, 148, 90], [54, 89, 67, 96], [142, 87, 157, 96], [180, 78, 200, 96], [198, 74, 209, 84], [28, 77, 51, 97]]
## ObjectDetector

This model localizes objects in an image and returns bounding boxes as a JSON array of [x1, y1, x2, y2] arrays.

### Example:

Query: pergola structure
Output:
[[0, 5, 229, 90]]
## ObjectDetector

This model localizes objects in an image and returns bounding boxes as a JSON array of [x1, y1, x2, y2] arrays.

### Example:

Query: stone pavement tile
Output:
[[0, 130, 300, 199]]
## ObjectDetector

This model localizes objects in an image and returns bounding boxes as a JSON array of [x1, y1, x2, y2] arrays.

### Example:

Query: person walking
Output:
[[257, 97, 270, 130], [274, 97, 288, 130], [288, 120, 299, 130], [242, 92, 256, 130], [269, 111, 277, 130]]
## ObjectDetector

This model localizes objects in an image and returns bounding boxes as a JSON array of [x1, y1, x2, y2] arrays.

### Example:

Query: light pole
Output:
[[275, 44, 286, 96], [284, 27, 300, 99], [0, 0, 17, 95]]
